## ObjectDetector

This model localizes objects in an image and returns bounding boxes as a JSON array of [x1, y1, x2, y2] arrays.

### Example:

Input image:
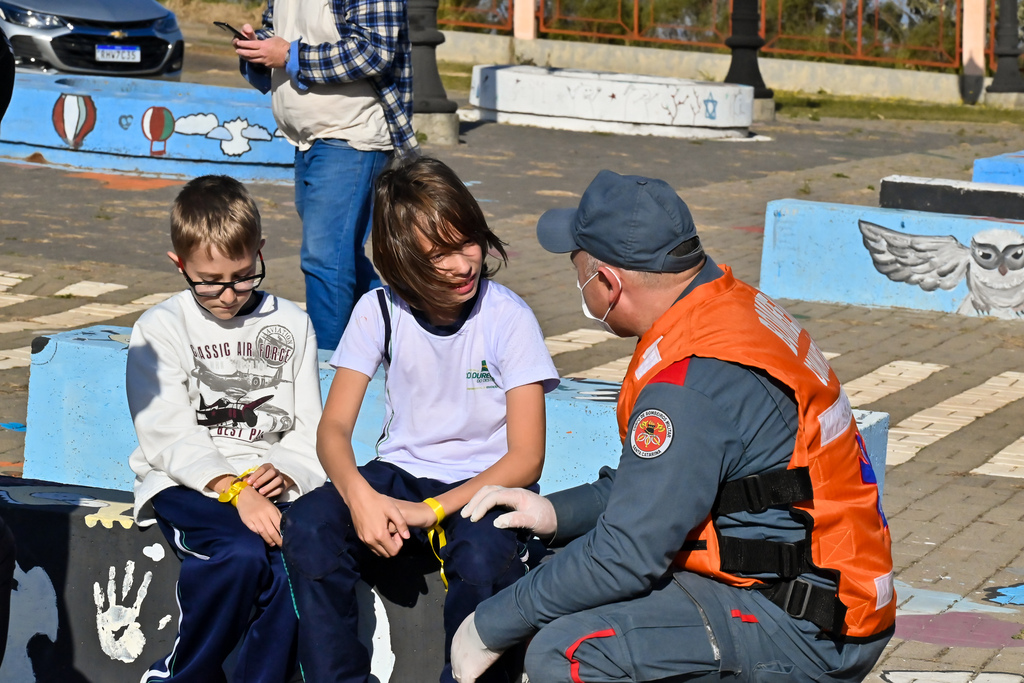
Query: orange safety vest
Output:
[[616, 265, 895, 639]]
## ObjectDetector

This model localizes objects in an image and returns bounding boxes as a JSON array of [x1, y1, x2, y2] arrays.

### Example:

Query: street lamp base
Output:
[[983, 91, 1024, 109], [753, 98, 776, 122], [413, 112, 460, 147]]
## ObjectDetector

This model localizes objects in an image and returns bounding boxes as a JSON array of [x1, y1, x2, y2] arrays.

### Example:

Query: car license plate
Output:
[[95, 45, 140, 63]]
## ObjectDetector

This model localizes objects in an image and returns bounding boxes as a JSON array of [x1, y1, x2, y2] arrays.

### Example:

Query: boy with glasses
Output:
[[127, 175, 326, 683]]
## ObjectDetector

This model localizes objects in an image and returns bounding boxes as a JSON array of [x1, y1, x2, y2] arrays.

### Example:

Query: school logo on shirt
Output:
[[631, 409, 673, 458], [466, 359, 497, 389]]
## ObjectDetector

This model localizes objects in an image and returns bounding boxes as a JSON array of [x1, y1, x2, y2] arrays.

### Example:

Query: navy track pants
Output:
[[142, 486, 298, 683], [281, 460, 527, 683]]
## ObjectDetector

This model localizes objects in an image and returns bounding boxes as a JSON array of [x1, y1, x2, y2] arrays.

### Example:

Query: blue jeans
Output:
[[281, 461, 528, 683], [294, 139, 390, 351]]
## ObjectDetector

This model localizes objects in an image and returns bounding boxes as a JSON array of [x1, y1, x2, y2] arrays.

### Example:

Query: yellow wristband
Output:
[[218, 479, 250, 507], [423, 497, 445, 525]]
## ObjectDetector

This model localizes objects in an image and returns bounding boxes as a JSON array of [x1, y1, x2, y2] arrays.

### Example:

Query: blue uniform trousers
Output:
[[143, 486, 298, 683], [282, 460, 527, 683], [523, 572, 890, 683]]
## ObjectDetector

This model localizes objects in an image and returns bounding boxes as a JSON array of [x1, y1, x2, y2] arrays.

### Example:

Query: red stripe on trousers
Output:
[[564, 628, 617, 683]]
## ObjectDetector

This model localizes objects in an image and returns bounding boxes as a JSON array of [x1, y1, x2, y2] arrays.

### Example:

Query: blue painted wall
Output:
[[974, 151, 1024, 186], [24, 326, 888, 497], [761, 199, 1024, 316], [0, 73, 292, 182]]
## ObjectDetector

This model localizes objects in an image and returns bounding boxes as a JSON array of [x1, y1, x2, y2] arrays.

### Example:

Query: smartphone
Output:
[[214, 21, 247, 40]]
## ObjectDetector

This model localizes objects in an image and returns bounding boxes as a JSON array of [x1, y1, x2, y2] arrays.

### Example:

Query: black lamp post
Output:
[[987, 0, 1024, 93], [723, 0, 773, 100], [407, 0, 458, 115]]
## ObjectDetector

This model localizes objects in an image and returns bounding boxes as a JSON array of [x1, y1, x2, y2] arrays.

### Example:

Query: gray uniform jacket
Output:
[[473, 258, 886, 678]]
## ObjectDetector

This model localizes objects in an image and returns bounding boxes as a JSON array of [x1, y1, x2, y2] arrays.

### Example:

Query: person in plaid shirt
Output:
[[235, 0, 420, 352]]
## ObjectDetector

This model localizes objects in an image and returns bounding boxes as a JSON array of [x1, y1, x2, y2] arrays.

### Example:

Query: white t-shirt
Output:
[[332, 280, 559, 483], [128, 290, 327, 526]]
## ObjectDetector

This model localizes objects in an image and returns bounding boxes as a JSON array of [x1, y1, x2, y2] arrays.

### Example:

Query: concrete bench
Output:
[[0, 73, 293, 183], [973, 150, 1024, 186], [0, 474, 452, 683], [8, 325, 889, 682], [879, 175, 1024, 221], [761, 198, 1024, 320], [466, 65, 753, 139]]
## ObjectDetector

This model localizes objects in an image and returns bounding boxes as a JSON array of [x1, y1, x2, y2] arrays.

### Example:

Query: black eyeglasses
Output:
[[183, 251, 265, 298]]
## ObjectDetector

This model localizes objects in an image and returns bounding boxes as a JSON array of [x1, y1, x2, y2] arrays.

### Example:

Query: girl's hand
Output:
[[245, 464, 293, 499], [235, 486, 283, 546], [347, 486, 410, 557], [394, 499, 443, 529]]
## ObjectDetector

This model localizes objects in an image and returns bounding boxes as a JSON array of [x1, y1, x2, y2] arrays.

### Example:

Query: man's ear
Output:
[[167, 251, 184, 272], [599, 266, 623, 301]]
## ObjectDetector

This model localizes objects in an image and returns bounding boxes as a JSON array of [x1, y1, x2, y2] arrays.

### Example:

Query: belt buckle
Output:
[[742, 475, 768, 514], [782, 578, 813, 620]]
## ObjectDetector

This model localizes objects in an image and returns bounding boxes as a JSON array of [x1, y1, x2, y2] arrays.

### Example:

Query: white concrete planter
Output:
[[467, 65, 754, 138]]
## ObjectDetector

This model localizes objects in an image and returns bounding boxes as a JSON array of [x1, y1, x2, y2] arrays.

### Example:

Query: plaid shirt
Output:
[[259, 0, 419, 158]]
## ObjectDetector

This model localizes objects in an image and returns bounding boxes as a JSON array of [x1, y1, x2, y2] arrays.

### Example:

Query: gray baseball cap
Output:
[[536, 170, 704, 273]]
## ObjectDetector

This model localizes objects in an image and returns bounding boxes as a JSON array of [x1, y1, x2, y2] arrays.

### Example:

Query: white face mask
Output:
[[577, 269, 621, 335]]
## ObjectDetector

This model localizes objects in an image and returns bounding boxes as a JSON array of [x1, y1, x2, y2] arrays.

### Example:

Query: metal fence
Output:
[[438, 0, 513, 32], [438, 0, 1000, 73], [759, 0, 961, 69]]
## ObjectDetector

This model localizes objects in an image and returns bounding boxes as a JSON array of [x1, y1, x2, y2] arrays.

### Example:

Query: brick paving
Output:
[[2, 38, 1024, 679]]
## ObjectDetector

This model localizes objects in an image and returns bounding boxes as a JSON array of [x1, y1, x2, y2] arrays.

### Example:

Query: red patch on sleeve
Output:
[[730, 609, 759, 623], [649, 358, 691, 387]]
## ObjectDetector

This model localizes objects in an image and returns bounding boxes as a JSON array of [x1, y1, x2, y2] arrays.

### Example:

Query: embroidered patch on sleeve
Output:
[[631, 409, 674, 458]]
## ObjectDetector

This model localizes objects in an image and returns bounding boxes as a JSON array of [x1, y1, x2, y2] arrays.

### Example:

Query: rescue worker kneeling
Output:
[[450, 170, 895, 683]]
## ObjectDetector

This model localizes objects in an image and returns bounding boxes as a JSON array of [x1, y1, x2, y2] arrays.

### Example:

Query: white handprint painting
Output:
[[93, 560, 153, 663], [0, 563, 58, 683]]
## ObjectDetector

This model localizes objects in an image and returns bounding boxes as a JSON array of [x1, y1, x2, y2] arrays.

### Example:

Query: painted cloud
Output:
[[174, 113, 218, 136], [242, 124, 273, 141]]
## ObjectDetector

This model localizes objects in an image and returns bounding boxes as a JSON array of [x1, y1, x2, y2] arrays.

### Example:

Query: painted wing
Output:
[[858, 220, 970, 291]]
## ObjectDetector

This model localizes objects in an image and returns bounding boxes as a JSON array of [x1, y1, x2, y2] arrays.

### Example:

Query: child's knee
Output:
[[218, 532, 270, 575], [281, 487, 355, 580], [445, 524, 521, 586]]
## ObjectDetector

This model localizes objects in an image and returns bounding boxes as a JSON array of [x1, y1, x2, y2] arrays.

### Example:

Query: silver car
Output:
[[0, 0, 184, 79]]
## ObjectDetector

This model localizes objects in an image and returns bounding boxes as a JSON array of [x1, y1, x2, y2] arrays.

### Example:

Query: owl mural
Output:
[[859, 220, 1024, 319]]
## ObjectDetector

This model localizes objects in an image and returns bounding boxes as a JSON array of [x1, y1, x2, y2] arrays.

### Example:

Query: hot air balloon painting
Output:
[[51, 94, 97, 150], [142, 106, 174, 156]]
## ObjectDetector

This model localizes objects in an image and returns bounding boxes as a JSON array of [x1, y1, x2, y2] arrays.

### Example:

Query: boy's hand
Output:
[[245, 464, 293, 499], [235, 486, 283, 546], [347, 486, 409, 558], [394, 499, 443, 529]]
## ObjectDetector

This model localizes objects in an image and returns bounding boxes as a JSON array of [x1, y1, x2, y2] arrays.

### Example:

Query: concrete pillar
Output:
[[409, 0, 460, 145], [961, 0, 985, 104], [513, 0, 537, 40]]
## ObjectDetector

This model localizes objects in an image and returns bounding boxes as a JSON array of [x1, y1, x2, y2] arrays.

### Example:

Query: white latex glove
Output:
[[461, 485, 557, 538], [451, 612, 503, 683]]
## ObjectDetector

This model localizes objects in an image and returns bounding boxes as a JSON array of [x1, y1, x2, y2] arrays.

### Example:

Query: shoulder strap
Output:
[[376, 288, 392, 367]]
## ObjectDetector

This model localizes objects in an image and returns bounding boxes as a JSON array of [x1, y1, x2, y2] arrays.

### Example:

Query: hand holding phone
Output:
[[214, 21, 247, 40]]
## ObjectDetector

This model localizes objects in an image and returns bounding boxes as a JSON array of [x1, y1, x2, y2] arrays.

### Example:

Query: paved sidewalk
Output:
[[3, 48, 1024, 680]]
